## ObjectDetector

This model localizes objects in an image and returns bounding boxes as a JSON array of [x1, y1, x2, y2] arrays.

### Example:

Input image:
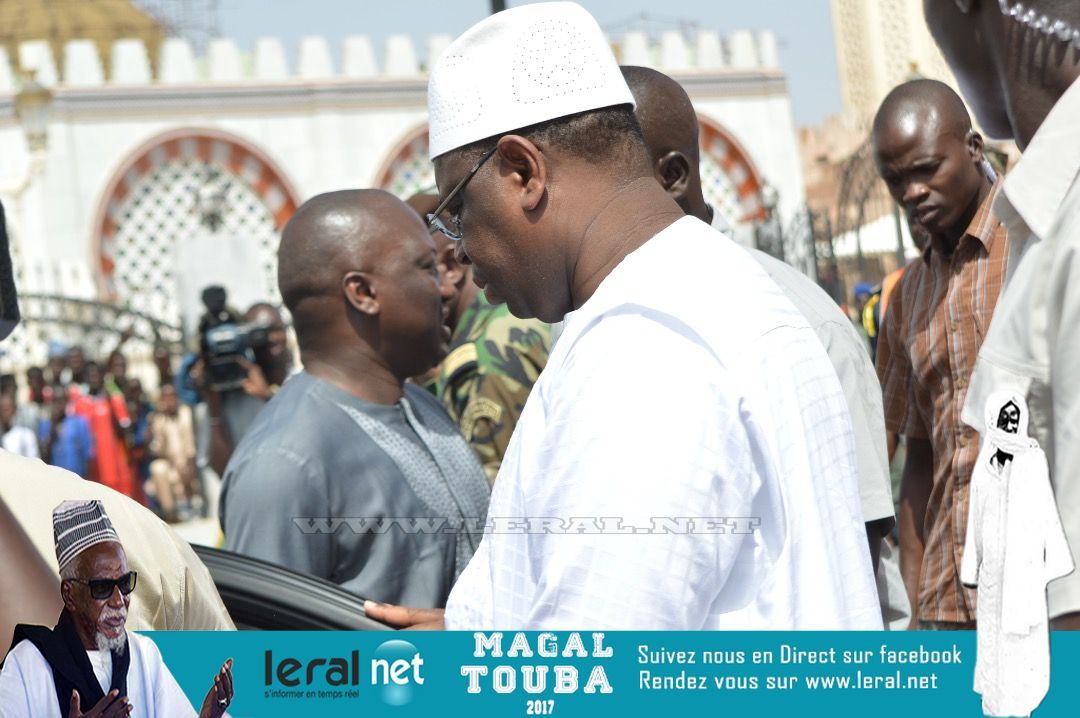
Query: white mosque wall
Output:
[[0, 30, 804, 316]]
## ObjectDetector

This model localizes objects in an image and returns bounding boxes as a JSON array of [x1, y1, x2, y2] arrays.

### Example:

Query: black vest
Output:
[[4, 610, 129, 716]]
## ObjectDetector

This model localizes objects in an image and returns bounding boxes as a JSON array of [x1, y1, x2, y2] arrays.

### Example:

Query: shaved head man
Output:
[[278, 189, 452, 390], [924, 1, 1080, 631], [873, 79, 989, 248], [872, 80, 1011, 629], [221, 189, 490, 608], [621, 65, 906, 629], [620, 66, 711, 224]]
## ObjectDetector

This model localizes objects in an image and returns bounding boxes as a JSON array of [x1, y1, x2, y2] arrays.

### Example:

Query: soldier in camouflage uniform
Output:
[[437, 296, 550, 484], [406, 194, 551, 484]]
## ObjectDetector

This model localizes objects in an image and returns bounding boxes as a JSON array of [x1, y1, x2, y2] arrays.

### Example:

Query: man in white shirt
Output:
[[0, 501, 234, 717], [621, 64, 908, 629], [923, 0, 1080, 628], [1, 393, 38, 459], [367, 1, 880, 630]]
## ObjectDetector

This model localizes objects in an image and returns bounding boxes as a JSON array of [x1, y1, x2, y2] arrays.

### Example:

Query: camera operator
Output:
[[190, 292, 292, 476]]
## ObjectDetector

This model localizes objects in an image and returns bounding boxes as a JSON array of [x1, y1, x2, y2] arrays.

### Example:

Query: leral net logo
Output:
[[372, 639, 425, 706]]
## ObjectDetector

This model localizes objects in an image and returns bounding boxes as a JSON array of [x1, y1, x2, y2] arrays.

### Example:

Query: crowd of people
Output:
[[0, 0, 1076, 649], [0, 303, 293, 524], [0, 340, 198, 523]]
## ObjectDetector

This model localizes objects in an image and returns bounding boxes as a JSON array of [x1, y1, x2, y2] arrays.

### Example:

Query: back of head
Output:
[[620, 65, 711, 221], [621, 65, 700, 166]]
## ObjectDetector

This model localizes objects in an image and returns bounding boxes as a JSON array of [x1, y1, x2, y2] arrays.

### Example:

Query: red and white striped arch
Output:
[[92, 128, 300, 300], [696, 113, 767, 223]]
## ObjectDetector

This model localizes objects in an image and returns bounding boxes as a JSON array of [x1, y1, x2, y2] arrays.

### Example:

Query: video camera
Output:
[[198, 286, 270, 392]]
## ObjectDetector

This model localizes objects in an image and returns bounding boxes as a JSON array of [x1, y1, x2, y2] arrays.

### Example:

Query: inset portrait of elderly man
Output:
[[0, 501, 234, 718]]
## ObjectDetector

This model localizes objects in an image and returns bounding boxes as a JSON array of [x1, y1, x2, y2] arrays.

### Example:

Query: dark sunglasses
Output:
[[67, 571, 138, 600]]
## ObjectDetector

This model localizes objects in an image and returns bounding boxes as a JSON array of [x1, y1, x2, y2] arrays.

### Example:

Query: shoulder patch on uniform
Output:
[[443, 343, 478, 379], [461, 397, 502, 441]]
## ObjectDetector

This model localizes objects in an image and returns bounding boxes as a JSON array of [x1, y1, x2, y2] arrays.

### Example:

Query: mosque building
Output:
[[0, 0, 805, 375]]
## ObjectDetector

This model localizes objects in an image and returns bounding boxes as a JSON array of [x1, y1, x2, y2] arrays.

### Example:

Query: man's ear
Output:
[[342, 271, 379, 316], [437, 243, 466, 287], [967, 129, 985, 162], [60, 579, 76, 613], [657, 151, 692, 201], [495, 135, 546, 212]]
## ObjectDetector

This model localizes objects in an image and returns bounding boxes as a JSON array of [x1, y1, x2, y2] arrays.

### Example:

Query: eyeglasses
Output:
[[66, 571, 138, 600], [427, 145, 498, 241]]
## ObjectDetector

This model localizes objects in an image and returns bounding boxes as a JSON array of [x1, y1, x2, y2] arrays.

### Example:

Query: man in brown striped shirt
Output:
[[873, 79, 1010, 629]]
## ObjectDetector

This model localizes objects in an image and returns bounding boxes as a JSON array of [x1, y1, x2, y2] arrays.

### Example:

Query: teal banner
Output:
[[148, 631, 1080, 716]]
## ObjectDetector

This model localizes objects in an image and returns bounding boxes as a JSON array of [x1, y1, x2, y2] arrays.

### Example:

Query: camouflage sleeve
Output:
[[456, 319, 550, 485]]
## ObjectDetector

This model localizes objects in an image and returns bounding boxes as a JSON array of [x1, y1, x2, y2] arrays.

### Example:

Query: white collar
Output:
[[997, 76, 1080, 242]]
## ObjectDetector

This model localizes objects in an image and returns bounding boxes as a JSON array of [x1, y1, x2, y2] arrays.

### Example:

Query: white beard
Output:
[[94, 609, 127, 655]]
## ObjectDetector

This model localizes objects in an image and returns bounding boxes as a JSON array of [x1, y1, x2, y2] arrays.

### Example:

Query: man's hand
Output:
[[363, 601, 445, 630], [238, 359, 272, 401], [198, 658, 234, 718], [68, 689, 131, 718], [189, 358, 224, 416]]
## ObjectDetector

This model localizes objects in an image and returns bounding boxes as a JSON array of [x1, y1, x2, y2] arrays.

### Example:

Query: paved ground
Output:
[[166, 468, 224, 547], [172, 516, 221, 547]]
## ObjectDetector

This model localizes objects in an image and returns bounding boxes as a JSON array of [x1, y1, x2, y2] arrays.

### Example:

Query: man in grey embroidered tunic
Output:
[[220, 189, 490, 608]]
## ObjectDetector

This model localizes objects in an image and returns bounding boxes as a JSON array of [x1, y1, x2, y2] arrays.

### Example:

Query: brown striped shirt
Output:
[[876, 180, 1009, 623]]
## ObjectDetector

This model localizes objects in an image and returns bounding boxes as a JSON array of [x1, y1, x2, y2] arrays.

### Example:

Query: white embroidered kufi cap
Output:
[[427, 1, 635, 160], [53, 500, 121, 571]]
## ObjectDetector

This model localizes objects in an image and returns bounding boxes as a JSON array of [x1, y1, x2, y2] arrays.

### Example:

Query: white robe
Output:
[[962, 392, 1075, 717], [0, 631, 198, 718], [444, 216, 882, 630]]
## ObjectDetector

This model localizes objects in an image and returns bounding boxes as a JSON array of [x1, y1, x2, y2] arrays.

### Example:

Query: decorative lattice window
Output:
[[95, 131, 298, 326], [110, 158, 281, 323], [699, 153, 745, 229]]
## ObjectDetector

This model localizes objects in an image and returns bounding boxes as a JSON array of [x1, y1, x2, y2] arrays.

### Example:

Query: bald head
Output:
[[620, 66, 710, 223], [278, 189, 427, 315], [622, 66, 699, 165], [278, 188, 449, 387], [872, 79, 972, 146]]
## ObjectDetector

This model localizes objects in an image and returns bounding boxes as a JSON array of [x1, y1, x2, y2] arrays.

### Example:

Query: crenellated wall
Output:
[[0, 30, 782, 89], [0, 28, 804, 370]]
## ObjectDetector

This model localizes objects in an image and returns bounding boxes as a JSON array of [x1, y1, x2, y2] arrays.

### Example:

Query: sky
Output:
[[217, 0, 842, 127]]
